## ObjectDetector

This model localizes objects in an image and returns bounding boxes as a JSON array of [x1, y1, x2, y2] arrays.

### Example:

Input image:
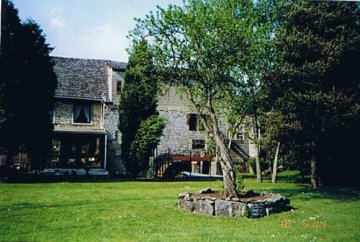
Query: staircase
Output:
[[220, 132, 249, 162]]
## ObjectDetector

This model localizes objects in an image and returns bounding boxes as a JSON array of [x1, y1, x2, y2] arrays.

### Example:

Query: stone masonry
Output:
[[178, 189, 291, 218]]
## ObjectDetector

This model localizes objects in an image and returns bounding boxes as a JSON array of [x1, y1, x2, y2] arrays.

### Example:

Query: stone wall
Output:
[[54, 100, 104, 132], [157, 87, 207, 155], [104, 104, 125, 174], [178, 189, 290, 218], [111, 70, 124, 106], [157, 110, 206, 155]]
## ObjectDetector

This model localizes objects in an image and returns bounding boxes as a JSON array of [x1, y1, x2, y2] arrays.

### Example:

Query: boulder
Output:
[[194, 199, 214, 215]]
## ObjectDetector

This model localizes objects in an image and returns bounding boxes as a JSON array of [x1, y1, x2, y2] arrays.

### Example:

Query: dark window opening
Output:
[[188, 114, 197, 131], [187, 114, 206, 131], [236, 132, 244, 141], [73, 103, 91, 123], [116, 80, 122, 94], [192, 139, 205, 149], [50, 135, 104, 168]]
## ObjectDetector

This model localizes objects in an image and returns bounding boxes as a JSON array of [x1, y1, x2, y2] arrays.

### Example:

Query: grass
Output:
[[0, 177, 359, 241]]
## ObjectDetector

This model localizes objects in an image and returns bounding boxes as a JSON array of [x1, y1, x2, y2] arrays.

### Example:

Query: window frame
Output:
[[116, 80, 122, 95], [72, 102, 93, 125]]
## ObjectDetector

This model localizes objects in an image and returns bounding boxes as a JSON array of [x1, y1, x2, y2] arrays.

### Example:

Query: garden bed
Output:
[[178, 188, 291, 218]]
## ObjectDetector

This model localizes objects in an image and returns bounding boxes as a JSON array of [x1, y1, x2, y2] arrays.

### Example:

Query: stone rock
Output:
[[247, 203, 266, 218], [245, 190, 256, 197], [261, 191, 270, 196], [194, 199, 214, 215], [229, 202, 247, 217], [185, 194, 193, 201], [195, 187, 212, 195], [265, 207, 273, 216], [215, 200, 231, 216], [178, 191, 290, 218], [178, 192, 188, 199], [183, 201, 195, 212]]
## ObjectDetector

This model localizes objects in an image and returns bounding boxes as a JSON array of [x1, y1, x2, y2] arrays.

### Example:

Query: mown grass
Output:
[[0, 176, 359, 241]]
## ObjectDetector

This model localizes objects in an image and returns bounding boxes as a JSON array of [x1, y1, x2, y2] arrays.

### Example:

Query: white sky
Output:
[[12, 0, 184, 62]]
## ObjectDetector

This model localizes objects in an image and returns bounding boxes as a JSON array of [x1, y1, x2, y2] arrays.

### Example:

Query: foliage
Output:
[[235, 165, 245, 193], [131, 0, 279, 196], [1, 180, 360, 241], [265, 1, 360, 187], [0, 0, 57, 169], [128, 115, 166, 177], [215, 179, 224, 192], [119, 39, 164, 177]]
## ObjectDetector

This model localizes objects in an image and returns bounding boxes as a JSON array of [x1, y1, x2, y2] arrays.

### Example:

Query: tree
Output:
[[131, 0, 275, 196], [265, 1, 360, 188], [119, 40, 165, 177], [0, 0, 57, 169]]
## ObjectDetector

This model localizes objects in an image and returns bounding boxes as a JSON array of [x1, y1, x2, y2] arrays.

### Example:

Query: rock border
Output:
[[178, 188, 290, 218]]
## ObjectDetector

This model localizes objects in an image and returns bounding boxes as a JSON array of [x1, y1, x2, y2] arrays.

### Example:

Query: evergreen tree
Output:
[[0, 0, 57, 169], [119, 40, 165, 177], [266, 1, 360, 188]]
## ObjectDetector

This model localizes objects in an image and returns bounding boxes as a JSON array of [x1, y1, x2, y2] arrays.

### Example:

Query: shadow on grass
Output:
[[268, 185, 360, 202], [0, 200, 102, 213]]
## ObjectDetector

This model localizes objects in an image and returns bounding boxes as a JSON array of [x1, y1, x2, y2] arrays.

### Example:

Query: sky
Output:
[[12, 0, 184, 62]]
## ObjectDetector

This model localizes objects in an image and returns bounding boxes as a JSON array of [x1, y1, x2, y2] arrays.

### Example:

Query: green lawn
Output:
[[0, 178, 359, 241]]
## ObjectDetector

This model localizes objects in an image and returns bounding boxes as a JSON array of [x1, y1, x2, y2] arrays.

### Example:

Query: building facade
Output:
[[50, 57, 126, 174], [48, 57, 254, 177], [155, 87, 255, 177]]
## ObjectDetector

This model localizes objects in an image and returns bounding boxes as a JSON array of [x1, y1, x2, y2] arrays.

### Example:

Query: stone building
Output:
[[155, 87, 254, 177], [48, 56, 254, 177], [49, 57, 126, 174]]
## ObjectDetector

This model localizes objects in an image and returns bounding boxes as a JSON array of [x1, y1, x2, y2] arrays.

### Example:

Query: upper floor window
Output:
[[187, 113, 206, 131], [73, 103, 92, 124], [235, 132, 244, 141], [116, 80, 122, 94]]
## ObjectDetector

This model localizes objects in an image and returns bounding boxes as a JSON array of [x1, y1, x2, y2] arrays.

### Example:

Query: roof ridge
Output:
[[51, 55, 127, 65]]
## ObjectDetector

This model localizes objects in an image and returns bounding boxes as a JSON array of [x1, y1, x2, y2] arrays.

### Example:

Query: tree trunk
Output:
[[253, 116, 262, 182], [215, 134, 237, 197], [248, 163, 255, 175], [184, 87, 237, 197], [272, 142, 280, 184], [311, 158, 318, 189], [209, 111, 237, 197], [255, 149, 262, 182]]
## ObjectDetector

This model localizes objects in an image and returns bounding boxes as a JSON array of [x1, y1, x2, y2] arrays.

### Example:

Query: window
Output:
[[192, 139, 205, 149], [116, 80, 122, 94], [235, 132, 244, 141], [188, 114, 197, 131], [73, 103, 92, 123], [187, 114, 206, 131]]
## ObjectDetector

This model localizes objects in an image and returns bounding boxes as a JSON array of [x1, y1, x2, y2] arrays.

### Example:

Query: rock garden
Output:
[[178, 188, 291, 218]]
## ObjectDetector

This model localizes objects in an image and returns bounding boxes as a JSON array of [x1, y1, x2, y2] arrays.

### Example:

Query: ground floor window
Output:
[[49, 134, 105, 169]]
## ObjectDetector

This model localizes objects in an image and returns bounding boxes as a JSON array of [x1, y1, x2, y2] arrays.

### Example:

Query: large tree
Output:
[[132, 0, 275, 196], [119, 40, 165, 177], [265, 1, 360, 188], [0, 0, 57, 169]]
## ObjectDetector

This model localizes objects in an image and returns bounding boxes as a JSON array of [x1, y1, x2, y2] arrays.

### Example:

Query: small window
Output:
[[192, 139, 205, 149], [187, 113, 206, 131], [188, 114, 197, 131], [73, 103, 92, 123], [116, 80, 122, 94], [236, 132, 244, 141]]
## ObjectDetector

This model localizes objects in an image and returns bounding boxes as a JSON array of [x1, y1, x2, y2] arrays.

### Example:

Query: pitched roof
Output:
[[52, 57, 126, 102]]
